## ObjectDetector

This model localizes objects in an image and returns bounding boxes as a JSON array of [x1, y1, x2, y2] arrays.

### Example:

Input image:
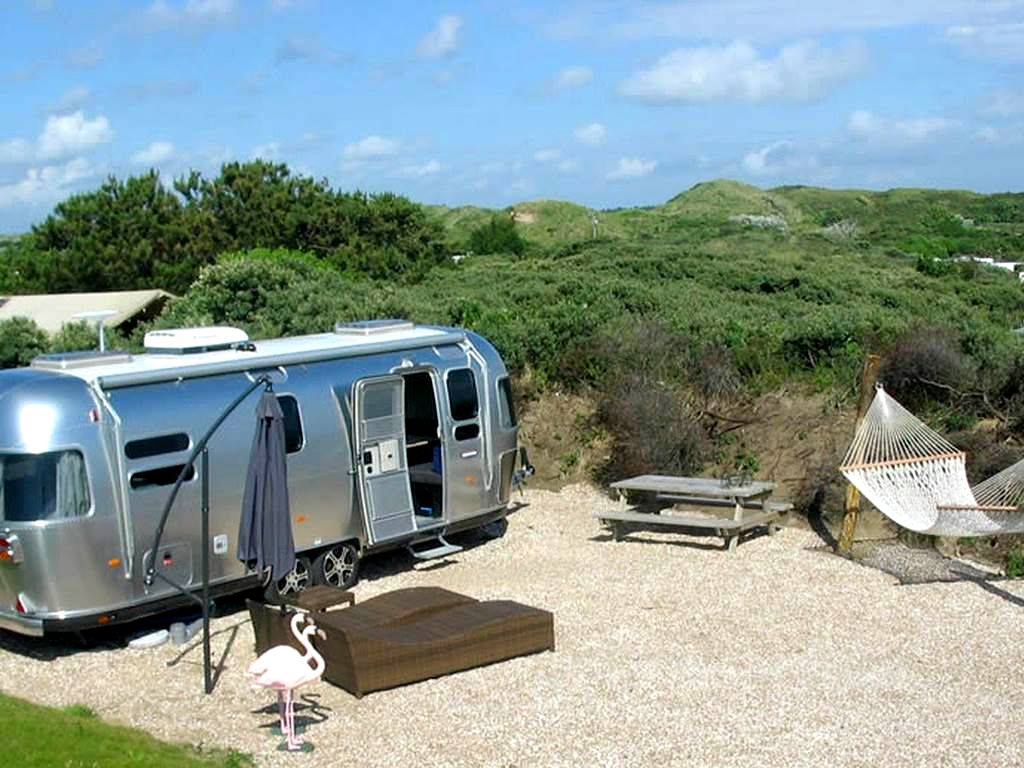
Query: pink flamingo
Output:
[[247, 611, 325, 751]]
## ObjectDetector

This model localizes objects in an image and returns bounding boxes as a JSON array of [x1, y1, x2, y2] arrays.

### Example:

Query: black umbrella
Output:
[[237, 390, 296, 581]]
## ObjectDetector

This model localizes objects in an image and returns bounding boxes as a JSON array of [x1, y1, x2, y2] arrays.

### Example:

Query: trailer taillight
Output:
[[0, 534, 23, 564]]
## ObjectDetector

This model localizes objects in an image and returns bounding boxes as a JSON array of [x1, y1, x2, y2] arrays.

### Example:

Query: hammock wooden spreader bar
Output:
[[840, 386, 1024, 537], [839, 451, 965, 474]]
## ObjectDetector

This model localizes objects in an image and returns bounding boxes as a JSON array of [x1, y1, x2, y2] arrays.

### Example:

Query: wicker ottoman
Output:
[[248, 586, 555, 696]]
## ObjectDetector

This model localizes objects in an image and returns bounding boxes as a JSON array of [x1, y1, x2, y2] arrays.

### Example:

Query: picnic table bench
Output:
[[597, 475, 792, 551]]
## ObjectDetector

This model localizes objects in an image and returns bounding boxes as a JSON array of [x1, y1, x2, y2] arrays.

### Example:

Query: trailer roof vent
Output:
[[334, 319, 414, 336], [32, 350, 133, 370], [144, 327, 250, 354]]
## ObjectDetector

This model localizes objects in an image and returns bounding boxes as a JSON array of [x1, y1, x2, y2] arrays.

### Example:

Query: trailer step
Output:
[[407, 535, 463, 561]]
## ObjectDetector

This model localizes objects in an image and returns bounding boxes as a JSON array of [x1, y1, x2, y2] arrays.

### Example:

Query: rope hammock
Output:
[[839, 386, 1024, 537]]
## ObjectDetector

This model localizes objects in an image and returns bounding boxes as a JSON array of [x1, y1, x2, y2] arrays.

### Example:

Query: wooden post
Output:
[[837, 354, 882, 553]]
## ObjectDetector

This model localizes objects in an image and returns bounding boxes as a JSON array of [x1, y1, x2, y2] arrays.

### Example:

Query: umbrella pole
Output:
[[202, 447, 212, 695]]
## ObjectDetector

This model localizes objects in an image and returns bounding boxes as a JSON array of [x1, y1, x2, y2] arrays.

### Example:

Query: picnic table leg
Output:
[[726, 495, 743, 552]]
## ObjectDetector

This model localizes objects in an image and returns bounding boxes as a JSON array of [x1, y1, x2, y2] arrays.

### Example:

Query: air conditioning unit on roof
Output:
[[144, 327, 250, 354]]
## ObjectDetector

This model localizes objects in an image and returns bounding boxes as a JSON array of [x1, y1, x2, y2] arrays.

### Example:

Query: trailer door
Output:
[[352, 375, 416, 545]]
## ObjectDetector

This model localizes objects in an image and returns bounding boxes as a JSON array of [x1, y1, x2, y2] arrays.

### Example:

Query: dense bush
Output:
[[50, 321, 100, 353], [0, 317, 49, 368], [599, 373, 705, 479], [154, 249, 379, 338], [467, 214, 527, 256], [880, 328, 975, 409]]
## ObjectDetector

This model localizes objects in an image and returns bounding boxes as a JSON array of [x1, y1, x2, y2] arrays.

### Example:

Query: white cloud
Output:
[[557, 158, 581, 173], [607, 157, 656, 180], [343, 135, 401, 161], [506, 178, 531, 197], [132, 141, 175, 165], [0, 139, 32, 165], [976, 126, 1000, 143], [49, 86, 90, 115], [37, 111, 113, 160], [396, 159, 442, 177], [480, 160, 522, 175], [945, 23, 1024, 62], [147, 0, 235, 26], [984, 90, 1024, 117], [742, 140, 822, 176], [275, 36, 352, 66], [847, 110, 960, 145], [0, 157, 95, 208], [533, 149, 561, 163], [619, 39, 866, 104], [553, 65, 593, 90], [67, 45, 104, 69], [251, 141, 281, 160], [573, 122, 607, 146], [418, 14, 462, 58], [548, 2, 1023, 46]]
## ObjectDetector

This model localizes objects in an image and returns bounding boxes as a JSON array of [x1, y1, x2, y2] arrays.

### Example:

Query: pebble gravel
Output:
[[3, 483, 1023, 767]]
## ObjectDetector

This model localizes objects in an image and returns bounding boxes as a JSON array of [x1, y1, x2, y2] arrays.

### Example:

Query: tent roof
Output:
[[0, 290, 173, 333]]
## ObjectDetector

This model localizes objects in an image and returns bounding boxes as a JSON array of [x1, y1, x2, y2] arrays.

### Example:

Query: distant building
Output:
[[0, 289, 173, 334]]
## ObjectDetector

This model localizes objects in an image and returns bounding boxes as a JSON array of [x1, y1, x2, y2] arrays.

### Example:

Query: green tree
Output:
[[468, 214, 527, 256], [16, 161, 451, 296], [176, 162, 450, 280], [24, 171, 193, 293]]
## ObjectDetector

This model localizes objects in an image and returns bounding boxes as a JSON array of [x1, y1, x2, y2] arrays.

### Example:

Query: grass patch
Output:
[[2, 694, 252, 768]]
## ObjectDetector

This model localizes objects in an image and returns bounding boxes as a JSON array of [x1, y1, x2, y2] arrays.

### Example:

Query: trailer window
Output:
[[446, 369, 478, 421], [130, 464, 195, 490], [0, 450, 91, 522], [277, 395, 304, 454], [497, 377, 517, 429], [125, 433, 190, 459]]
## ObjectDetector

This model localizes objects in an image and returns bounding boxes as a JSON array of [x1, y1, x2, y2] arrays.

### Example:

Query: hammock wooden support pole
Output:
[[838, 354, 882, 553]]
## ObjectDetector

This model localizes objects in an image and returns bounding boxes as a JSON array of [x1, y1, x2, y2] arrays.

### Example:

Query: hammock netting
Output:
[[840, 387, 1024, 537]]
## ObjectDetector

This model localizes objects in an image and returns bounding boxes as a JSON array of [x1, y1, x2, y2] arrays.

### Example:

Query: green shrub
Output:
[[50, 321, 99, 353], [1007, 549, 1024, 579], [880, 327, 974, 409], [0, 317, 48, 368], [599, 373, 705, 478], [155, 249, 376, 338], [468, 214, 527, 256]]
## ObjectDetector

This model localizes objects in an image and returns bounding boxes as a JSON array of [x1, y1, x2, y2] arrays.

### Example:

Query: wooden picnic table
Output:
[[597, 474, 791, 552]]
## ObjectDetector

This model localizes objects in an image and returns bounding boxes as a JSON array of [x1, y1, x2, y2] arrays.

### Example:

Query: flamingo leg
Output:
[[286, 688, 301, 750], [277, 690, 286, 737]]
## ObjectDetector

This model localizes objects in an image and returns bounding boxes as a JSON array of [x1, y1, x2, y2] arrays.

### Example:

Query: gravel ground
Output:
[[4, 483, 1024, 767]]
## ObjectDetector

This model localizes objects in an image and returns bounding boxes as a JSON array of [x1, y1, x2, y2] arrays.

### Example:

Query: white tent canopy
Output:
[[0, 290, 172, 334]]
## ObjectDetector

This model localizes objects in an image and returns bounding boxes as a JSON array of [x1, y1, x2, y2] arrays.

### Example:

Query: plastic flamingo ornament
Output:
[[247, 611, 325, 751]]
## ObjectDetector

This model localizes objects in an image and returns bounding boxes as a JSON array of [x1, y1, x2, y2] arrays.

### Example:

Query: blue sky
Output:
[[1, 0, 1023, 232]]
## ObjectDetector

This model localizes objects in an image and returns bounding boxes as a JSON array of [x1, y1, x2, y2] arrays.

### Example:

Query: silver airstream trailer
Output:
[[0, 320, 527, 637]]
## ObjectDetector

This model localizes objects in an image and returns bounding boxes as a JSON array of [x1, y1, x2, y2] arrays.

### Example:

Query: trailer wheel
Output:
[[479, 516, 508, 540], [312, 542, 360, 589], [263, 554, 312, 604]]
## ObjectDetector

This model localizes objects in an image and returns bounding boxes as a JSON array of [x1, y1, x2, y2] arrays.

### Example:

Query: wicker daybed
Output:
[[248, 586, 554, 697]]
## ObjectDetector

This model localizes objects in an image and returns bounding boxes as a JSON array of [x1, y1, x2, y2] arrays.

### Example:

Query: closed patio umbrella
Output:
[[237, 390, 296, 581]]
